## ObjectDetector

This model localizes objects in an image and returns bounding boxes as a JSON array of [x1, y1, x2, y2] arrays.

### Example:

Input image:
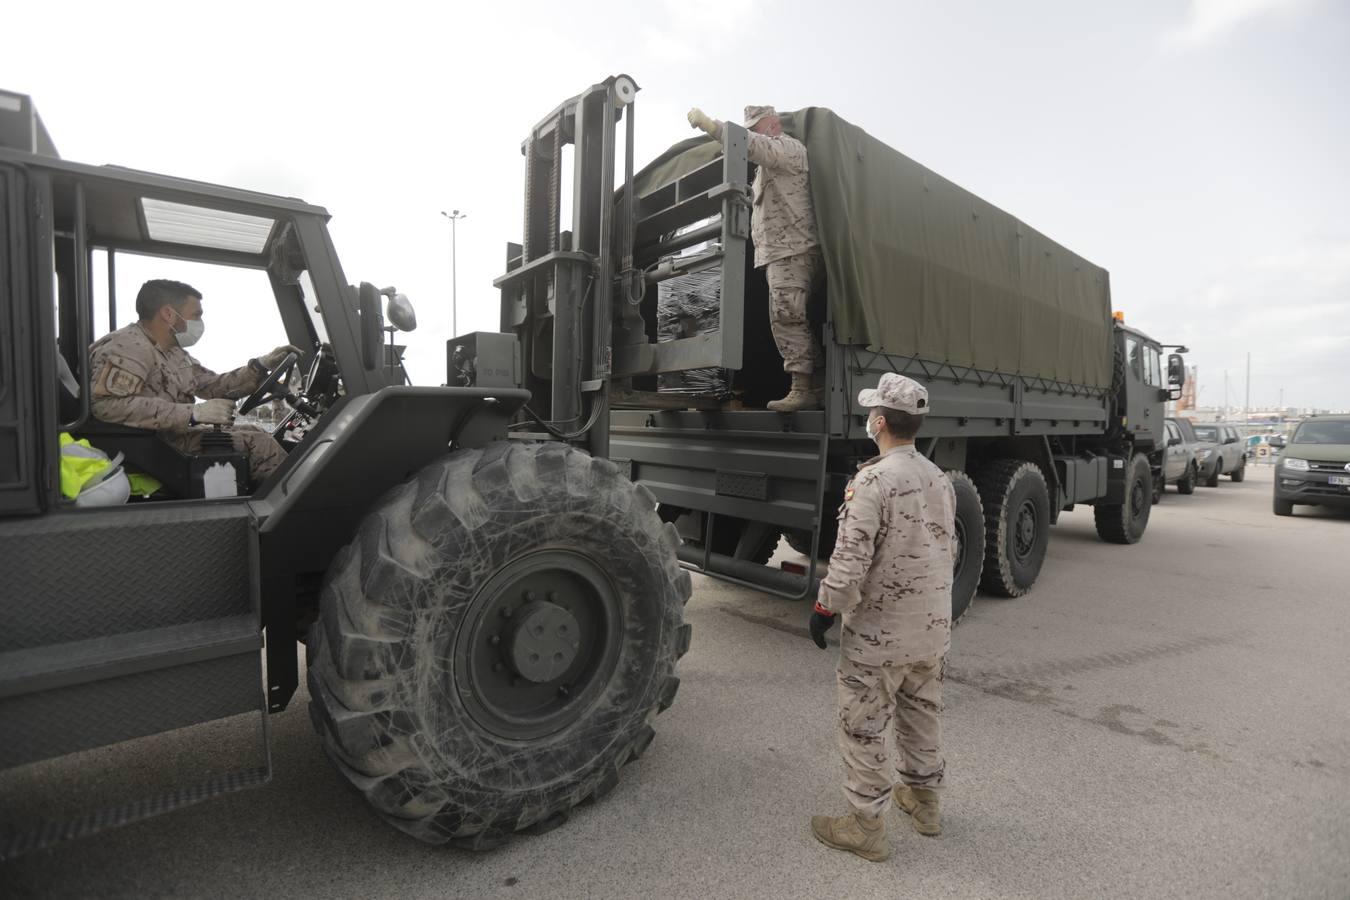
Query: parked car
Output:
[[1271, 414, 1350, 516], [1160, 418, 1199, 498], [1188, 423, 1247, 485], [1169, 418, 1220, 487]]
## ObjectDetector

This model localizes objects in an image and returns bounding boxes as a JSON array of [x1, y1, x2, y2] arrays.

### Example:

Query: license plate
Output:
[[1329, 475, 1350, 486]]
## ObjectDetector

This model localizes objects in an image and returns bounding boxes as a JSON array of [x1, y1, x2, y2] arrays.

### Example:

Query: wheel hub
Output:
[[452, 549, 623, 741], [1013, 500, 1038, 561], [508, 601, 581, 684]]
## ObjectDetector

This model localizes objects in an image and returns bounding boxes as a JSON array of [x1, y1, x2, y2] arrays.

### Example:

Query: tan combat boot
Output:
[[892, 784, 941, 836], [767, 373, 822, 412], [810, 811, 890, 862]]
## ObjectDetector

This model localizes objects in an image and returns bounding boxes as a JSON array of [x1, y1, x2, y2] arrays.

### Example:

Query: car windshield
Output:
[[1192, 425, 1218, 441], [1292, 420, 1350, 445]]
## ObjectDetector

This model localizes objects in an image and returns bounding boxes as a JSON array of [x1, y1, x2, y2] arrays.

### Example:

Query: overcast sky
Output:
[[5, 0, 1347, 410]]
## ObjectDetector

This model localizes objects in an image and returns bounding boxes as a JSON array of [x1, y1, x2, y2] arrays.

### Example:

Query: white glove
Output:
[[687, 108, 721, 138], [192, 398, 236, 426], [257, 344, 302, 370]]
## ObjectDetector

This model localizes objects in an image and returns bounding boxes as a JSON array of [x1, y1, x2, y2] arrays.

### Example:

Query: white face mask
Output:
[[169, 308, 205, 348], [865, 413, 881, 443]]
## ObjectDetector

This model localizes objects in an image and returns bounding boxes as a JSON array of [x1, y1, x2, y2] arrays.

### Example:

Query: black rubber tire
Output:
[[306, 441, 692, 848], [1152, 470, 1164, 504], [1205, 460, 1221, 488], [705, 515, 777, 565], [1273, 496, 1294, 516], [1230, 460, 1246, 482], [1177, 463, 1196, 495], [973, 460, 1051, 598], [947, 470, 984, 620], [784, 513, 839, 560], [1094, 453, 1152, 544]]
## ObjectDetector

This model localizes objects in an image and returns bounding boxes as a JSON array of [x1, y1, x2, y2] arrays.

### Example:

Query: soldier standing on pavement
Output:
[[807, 373, 957, 861], [89, 278, 300, 486], [686, 104, 824, 412]]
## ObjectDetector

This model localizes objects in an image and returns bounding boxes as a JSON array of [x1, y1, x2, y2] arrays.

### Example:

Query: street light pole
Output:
[[440, 209, 467, 337]]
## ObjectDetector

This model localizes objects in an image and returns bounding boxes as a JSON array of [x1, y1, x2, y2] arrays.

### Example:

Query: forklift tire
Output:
[[948, 470, 983, 621], [1177, 463, 1197, 495], [1094, 453, 1152, 545], [306, 441, 692, 849], [974, 460, 1051, 598]]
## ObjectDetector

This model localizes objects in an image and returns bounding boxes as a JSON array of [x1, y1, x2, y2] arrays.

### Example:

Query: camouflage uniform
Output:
[[819, 434, 957, 819], [89, 322, 287, 480], [746, 128, 823, 375]]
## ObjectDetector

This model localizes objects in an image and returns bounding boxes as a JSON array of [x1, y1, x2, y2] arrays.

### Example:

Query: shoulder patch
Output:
[[95, 362, 146, 398]]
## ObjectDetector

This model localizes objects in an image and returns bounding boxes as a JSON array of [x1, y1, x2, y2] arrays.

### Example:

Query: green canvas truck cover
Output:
[[633, 108, 1115, 391]]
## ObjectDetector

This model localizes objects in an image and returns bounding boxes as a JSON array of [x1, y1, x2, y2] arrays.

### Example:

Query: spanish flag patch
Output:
[[844, 487, 855, 502]]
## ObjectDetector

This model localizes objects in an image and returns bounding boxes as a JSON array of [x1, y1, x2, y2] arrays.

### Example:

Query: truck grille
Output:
[[1308, 460, 1350, 473]]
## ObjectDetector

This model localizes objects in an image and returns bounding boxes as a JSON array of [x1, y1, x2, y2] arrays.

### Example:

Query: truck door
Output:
[[0, 164, 52, 516]]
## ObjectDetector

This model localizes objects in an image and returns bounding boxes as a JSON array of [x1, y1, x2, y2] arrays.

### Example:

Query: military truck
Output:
[[584, 109, 1186, 619]]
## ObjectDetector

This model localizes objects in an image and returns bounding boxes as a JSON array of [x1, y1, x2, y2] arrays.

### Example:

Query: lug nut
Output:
[[493, 662, 505, 673], [489, 635, 501, 646], [524, 591, 537, 602], [500, 607, 513, 619]]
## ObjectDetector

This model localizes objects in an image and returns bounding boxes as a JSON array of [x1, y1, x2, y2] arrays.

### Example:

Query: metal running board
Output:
[[0, 631, 273, 861], [0, 764, 271, 860]]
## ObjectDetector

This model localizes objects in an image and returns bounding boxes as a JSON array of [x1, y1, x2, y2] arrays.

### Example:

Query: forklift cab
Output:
[[0, 87, 414, 513]]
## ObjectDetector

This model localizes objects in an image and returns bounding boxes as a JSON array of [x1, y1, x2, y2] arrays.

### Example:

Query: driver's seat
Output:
[[57, 352, 250, 500]]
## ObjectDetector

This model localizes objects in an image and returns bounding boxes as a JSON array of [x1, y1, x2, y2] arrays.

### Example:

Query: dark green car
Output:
[[1272, 415, 1350, 516]]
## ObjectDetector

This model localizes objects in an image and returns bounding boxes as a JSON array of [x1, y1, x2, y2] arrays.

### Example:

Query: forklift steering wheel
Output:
[[238, 352, 300, 416]]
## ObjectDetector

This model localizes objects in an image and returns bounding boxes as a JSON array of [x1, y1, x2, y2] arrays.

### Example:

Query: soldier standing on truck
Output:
[[806, 373, 956, 861], [88, 279, 298, 484], [686, 104, 824, 412]]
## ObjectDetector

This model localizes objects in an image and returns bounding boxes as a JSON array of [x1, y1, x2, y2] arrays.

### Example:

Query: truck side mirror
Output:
[[1167, 354, 1184, 385]]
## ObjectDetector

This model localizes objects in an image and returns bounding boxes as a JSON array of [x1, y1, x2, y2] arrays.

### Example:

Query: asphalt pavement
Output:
[[3, 464, 1348, 899]]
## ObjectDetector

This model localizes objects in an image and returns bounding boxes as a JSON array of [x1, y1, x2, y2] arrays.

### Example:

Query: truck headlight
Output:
[[1282, 457, 1310, 471]]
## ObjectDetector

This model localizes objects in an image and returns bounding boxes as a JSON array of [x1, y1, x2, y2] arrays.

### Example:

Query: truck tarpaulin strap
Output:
[[632, 109, 1115, 391]]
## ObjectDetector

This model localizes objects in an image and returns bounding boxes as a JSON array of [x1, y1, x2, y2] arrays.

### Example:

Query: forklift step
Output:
[[0, 614, 259, 700], [0, 615, 262, 770], [0, 764, 271, 860]]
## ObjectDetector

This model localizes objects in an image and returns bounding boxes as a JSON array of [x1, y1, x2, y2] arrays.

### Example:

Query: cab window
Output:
[[1125, 337, 1140, 379]]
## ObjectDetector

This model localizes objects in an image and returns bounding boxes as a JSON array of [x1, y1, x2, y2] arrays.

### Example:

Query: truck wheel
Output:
[[706, 515, 777, 565], [1151, 472, 1164, 504], [1273, 497, 1294, 516], [1205, 460, 1221, 488], [1094, 454, 1152, 544], [974, 460, 1050, 598], [1177, 463, 1196, 495], [306, 441, 692, 848], [784, 515, 839, 560], [948, 471, 983, 620], [1230, 461, 1246, 482]]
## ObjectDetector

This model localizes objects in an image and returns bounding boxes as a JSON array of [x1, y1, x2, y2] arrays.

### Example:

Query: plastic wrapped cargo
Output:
[[656, 269, 732, 396], [632, 109, 1115, 391]]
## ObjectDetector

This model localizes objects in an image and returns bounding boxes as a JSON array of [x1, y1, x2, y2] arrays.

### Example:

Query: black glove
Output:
[[809, 602, 837, 649]]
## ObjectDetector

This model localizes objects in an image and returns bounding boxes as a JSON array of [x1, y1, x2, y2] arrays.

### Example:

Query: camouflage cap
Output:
[[743, 105, 776, 129], [857, 372, 929, 415]]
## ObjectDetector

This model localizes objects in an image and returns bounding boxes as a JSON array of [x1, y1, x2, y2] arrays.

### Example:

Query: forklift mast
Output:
[[494, 75, 753, 458]]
